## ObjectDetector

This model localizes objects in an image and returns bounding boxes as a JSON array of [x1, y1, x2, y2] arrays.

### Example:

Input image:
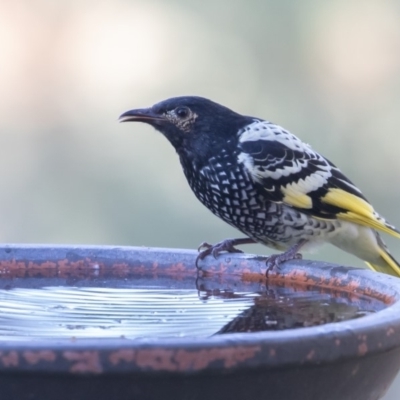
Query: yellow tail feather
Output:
[[365, 246, 400, 277], [322, 188, 400, 239], [340, 212, 400, 239]]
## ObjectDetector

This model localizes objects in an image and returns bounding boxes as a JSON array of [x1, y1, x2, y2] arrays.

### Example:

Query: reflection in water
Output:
[[213, 288, 373, 334], [0, 284, 385, 340]]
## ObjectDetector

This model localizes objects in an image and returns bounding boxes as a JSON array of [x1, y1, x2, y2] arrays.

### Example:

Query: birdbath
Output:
[[0, 244, 399, 400]]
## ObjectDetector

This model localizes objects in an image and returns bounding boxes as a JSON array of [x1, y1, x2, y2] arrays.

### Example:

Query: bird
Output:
[[119, 96, 400, 276]]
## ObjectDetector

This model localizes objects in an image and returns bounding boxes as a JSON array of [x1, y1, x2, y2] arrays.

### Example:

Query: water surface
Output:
[[0, 285, 385, 340]]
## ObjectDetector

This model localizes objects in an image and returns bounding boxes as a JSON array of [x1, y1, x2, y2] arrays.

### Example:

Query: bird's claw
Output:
[[197, 242, 212, 252], [195, 239, 244, 269], [265, 252, 303, 277]]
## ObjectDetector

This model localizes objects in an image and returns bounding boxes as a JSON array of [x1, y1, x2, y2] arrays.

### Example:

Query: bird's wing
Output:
[[237, 120, 400, 237]]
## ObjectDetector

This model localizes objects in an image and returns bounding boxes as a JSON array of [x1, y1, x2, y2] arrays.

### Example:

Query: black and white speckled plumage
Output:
[[119, 96, 400, 276], [180, 137, 339, 251]]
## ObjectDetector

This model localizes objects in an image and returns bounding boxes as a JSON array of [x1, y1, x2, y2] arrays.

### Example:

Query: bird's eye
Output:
[[175, 107, 189, 118]]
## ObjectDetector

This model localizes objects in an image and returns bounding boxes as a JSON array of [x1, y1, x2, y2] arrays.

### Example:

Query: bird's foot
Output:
[[196, 238, 256, 268], [265, 240, 306, 277]]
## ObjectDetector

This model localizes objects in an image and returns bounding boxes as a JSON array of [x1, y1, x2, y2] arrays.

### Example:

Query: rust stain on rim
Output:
[[23, 350, 57, 365], [63, 351, 102, 374], [108, 346, 262, 372], [0, 252, 397, 304], [0, 351, 19, 367], [239, 268, 395, 305]]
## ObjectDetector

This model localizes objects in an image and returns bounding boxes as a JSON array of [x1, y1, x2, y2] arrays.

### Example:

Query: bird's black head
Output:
[[119, 96, 253, 159]]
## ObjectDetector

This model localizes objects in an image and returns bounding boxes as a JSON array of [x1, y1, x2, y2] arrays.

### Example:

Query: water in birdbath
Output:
[[0, 284, 386, 340]]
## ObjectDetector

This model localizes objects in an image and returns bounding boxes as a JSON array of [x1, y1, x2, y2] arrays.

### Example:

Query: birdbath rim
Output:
[[0, 244, 399, 375]]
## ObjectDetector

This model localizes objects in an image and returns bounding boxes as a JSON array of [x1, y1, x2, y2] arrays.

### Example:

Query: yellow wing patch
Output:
[[322, 188, 374, 215], [322, 188, 400, 239], [281, 187, 312, 209]]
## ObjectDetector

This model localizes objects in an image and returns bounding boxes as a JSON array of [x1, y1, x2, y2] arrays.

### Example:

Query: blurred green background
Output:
[[1, 0, 400, 397]]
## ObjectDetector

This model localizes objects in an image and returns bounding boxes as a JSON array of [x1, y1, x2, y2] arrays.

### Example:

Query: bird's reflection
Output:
[[197, 284, 380, 334]]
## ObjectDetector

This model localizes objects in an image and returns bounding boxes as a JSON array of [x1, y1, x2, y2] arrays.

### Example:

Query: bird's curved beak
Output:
[[118, 108, 165, 123]]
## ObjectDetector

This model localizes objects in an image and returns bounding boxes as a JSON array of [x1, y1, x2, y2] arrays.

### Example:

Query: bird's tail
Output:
[[365, 240, 400, 277]]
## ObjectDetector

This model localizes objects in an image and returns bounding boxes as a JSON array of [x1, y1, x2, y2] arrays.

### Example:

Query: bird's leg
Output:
[[265, 239, 307, 277], [196, 238, 256, 268]]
